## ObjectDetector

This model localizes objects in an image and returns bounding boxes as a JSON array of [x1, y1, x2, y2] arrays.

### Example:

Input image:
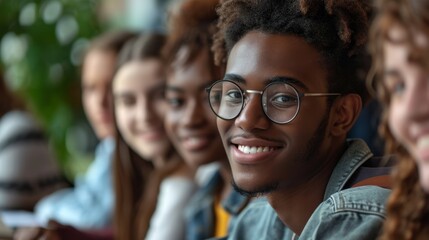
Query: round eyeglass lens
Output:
[[208, 81, 243, 120], [262, 83, 300, 123]]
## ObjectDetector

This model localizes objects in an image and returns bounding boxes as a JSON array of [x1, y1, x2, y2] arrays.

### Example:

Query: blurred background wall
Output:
[[0, 0, 179, 180]]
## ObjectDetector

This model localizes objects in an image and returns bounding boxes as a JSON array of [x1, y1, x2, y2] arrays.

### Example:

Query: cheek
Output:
[[115, 109, 132, 136], [387, 103, 407, 143], [216, 118, 231, 139], [83, 95, 95, 111], [164, 112, 179, 139], [205, 107, 219, 130], [155, 100, 167, 119]]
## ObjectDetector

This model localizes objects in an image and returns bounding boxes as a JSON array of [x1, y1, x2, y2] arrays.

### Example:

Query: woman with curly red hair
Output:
[[369, 0, 429, 239]]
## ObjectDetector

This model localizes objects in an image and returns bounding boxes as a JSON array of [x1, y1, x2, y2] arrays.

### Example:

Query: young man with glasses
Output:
[[208, 0, 391, 239]]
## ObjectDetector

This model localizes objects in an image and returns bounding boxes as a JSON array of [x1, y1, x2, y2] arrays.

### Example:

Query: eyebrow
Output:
[[223, 73, 245, 83], [270, 76, 307, 90], [383, 69, 402, 78], [223, 73, 308, 90], [165, 83, 209, 93], [113, 92, 133, 99], [165, 85, 183, 93]]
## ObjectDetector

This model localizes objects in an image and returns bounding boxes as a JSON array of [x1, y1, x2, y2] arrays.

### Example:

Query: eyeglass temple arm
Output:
[[302, 93, 341, 97]]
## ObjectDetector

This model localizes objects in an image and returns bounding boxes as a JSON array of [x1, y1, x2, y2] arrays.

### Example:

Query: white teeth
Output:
[[417, 136, 429, 149], [238, 145, 274, 154]]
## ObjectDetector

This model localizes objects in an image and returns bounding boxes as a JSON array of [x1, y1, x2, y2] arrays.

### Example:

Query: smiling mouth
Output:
[[418, 136, 429, 148], [140, 131, 163, 141], [237, 145, 277, 154], [417, 136, 429, 160], [182, 136, 211, 151]]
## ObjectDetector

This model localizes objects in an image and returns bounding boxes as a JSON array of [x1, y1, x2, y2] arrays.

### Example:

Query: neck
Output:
[[218, 159, 233, 201], [268, 143, 344, 235], [152, 148, 179, 169]]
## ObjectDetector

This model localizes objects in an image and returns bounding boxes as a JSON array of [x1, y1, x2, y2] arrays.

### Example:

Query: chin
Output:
[[420, 182, 429, 194], [418, 167, 429, 194], [232, 179, 278, 198], [96, 129, 114, 139]]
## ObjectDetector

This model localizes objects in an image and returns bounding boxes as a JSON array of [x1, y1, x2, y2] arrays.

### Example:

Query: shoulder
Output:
[[195, 162, 221, 186], [1, 110, 35, 124], [327, 186, 389, 216], [300, 186, 389, 240], [227, 198, 287, 240], [160, 177, 197, 197], [184, 170, 221, 218], [0, 111, 42, 142], [96, 137, 115, 155]]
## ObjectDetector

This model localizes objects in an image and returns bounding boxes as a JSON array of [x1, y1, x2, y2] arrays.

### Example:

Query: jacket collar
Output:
[[324, 139, 373, 200]]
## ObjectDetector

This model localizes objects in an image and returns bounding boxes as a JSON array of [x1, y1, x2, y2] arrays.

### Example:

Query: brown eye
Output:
[[165, 93, 184, 108], [115, 94, 136, 107], [384, 78, 405, 96], [391, 81, 405, 95]]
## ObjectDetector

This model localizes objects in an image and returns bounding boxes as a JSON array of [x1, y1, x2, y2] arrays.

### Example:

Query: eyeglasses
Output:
[[205, 80, 341, 124]]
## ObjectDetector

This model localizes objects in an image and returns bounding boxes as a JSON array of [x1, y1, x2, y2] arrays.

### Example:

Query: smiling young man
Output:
[[206, 0, 391, 239]]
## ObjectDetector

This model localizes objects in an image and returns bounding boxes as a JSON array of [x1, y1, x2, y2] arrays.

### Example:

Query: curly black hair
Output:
[[213, 0, 372, 101]]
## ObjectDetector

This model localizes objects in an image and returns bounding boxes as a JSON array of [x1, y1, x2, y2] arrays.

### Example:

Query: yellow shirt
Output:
[[214, 195, 230, 238]]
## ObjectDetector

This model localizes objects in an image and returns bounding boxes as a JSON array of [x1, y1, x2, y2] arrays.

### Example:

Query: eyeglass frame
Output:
[[205, 79, 341, 124]]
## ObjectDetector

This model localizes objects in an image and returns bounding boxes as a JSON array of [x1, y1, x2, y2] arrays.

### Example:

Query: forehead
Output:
[[226, 31, 328, 89], [383, 25, 429, 67], [383, 41, 408, 69], [113, 60, 164, 91], [167, 50, 218, 89], [82, 50, 116, 85]]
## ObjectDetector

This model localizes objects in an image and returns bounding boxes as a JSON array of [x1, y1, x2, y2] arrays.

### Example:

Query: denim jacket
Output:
[[225, 139, 391, 240], [185, 170, 249, 240], [35, 137, 115, 229]]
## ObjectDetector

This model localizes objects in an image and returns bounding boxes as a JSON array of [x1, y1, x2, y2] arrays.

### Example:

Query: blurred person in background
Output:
[[369, 0, 429, 239], [112, 33, 195, 240], [15, 33, 197, 240], [34, 31, 136, 229], [0, 68, 67, 211], [162, 0, 250, 239]]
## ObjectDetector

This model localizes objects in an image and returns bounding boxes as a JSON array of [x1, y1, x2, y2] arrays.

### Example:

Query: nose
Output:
[[182, 99, 205, 127], [404, 79, 429, 122], [234, 94, 270, 131], [137, 98, 154, 123], [100, 85, 111, 111]]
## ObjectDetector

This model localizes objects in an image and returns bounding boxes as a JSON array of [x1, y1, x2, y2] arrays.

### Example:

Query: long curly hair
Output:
[[368, 0, 429, 239], [213, 0, 372, 101]]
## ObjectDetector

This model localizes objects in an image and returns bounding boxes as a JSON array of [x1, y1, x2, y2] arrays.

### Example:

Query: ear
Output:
[[329, 94, 362, 137]]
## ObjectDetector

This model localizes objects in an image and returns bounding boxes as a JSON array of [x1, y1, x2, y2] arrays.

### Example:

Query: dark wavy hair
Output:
[[213, 0, 372, 102], [368, 0, 429, 239]]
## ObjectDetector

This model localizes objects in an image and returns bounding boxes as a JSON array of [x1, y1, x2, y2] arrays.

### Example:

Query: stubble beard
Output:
[[232, 112, 330, 198]]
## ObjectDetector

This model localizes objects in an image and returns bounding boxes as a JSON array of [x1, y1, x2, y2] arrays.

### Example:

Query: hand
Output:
[[14, 221, 62, 240], [14, 221, 113, 240]]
